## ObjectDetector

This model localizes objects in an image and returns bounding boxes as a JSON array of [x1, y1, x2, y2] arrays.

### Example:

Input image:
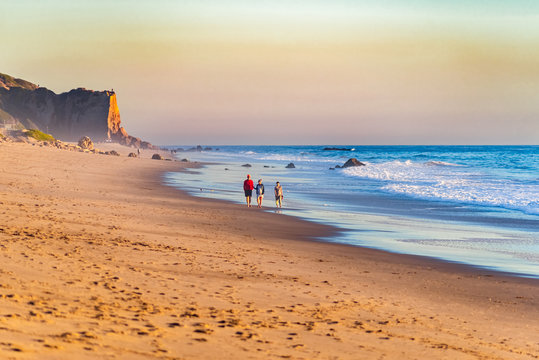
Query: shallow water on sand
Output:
[[165, 145, 539, 278]]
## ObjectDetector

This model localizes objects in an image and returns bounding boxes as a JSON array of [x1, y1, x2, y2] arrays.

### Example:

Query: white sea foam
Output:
[[424, 160, 462, 167], [342, 160, 539, 214], [257, 154, 335, 163]]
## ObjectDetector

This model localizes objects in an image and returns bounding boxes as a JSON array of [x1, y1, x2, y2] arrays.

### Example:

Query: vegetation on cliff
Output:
[[25, 129, 56, 142], [0, 73, 38, 91]]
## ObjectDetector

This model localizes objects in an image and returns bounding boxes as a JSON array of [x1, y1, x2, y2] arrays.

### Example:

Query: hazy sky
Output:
[[2, 0, 538, 144]]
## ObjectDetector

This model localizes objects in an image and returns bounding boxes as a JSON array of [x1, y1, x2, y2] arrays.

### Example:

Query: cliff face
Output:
[[0, 73, 152, 148]]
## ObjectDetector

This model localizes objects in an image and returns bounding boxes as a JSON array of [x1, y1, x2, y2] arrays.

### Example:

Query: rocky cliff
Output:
[[0, 73, 153, 148]]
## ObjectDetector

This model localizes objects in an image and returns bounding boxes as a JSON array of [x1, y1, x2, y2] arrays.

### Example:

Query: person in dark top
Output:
[[255, 179, 265, 208], [243, 174, 254, 207]]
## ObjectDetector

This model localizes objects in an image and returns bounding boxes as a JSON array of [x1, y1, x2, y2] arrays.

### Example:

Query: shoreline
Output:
[[165, 156, 539, 279], [167, 166, 539, 281], [1, 141, 538, 359], [168, 173, 539, 285]]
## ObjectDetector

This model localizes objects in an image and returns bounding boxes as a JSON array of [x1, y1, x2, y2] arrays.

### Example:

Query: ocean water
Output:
[[164, 145, 539, 278]]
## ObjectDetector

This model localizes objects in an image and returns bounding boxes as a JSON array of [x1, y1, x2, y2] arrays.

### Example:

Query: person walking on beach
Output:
[[255, 179, 265, 208], [243, 174, 254, 207], [274, 181, 283, 208]]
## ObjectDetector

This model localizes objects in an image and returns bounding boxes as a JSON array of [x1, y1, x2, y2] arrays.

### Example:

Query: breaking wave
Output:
[[342, 160, 539, 215]]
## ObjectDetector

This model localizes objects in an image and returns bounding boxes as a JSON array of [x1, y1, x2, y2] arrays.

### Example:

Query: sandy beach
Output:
[[0, 141, 538, 360]]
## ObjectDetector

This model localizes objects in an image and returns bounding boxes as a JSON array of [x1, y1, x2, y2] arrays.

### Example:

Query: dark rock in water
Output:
[[263, 165, 270, 168], [152, 153, 163, 160], [224, 168, 229, 171], [128, 152, 137, 158], [285, 163, 295, 169], [241, 163, 252, 167], [78, 136, 94, 150], [204, 147, 212, 151], [324, 147, 353, 151], [181, 158, 189, 162], [335, 165, 341, 168], [342, 158, 365, 168], [329, 167, 335, 170], [183, 145, 205, 152]]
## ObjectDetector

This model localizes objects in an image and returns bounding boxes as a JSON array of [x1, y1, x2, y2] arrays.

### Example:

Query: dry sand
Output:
[[0, 141, 538, 359]]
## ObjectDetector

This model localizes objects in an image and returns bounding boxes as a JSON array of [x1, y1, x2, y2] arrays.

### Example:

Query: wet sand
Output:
[[0, 141, 538, 359]]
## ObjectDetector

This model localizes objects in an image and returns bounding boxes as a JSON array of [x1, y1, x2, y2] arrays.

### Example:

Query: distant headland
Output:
[[0, 72, 153, 148]]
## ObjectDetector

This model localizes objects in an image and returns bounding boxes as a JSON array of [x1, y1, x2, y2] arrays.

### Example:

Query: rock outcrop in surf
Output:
[[342, 158, 365, 168]]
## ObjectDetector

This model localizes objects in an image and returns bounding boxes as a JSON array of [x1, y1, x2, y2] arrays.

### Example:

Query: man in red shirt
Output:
[[243, 174, 255, 207]]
